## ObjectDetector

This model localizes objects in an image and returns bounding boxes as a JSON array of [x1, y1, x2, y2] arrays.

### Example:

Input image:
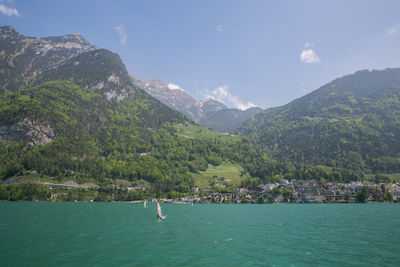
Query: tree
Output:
[[385, 192, 393, 202], [0, 186, 9, 200], [357, 186, 370, 203], [344, 192, 350, 203], [257, 196, 264, 204]]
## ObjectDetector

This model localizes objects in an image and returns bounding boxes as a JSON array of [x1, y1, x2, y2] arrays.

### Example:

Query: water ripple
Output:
[[0, 203, 399, 266]]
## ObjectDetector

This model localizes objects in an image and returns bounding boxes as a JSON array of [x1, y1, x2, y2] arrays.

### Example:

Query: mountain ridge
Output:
[[236, 68, 400, 172]]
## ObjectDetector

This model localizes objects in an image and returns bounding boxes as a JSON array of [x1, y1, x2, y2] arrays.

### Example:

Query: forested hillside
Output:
[[236, 69, 400, 173], [0, 27, 285, 195]]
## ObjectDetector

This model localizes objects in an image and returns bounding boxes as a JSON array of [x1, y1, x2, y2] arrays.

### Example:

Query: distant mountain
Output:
[[131, 75, 227, 121], [199, 107, 262, 132], [131, 75, 261, 131], [236, 68, 400, 173], [0, 26, 97, 93]]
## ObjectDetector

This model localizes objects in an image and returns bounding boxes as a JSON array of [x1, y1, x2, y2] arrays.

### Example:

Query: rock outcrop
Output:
[[0, 118, 55, 146]]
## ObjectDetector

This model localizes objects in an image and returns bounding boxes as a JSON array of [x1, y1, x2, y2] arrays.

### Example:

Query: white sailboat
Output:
[[144, 200, 147, 208], [156, 202, 166, 219]]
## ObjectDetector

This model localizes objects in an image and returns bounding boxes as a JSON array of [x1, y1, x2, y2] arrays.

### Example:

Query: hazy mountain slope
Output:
[[131, 75, 261, 131], [236, 69, 400, 172], [131, 75, 227, 120], [199, 107, 262, 132]]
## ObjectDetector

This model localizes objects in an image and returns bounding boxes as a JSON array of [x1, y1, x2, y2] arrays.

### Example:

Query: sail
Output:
[[157, 202, 163, 218]]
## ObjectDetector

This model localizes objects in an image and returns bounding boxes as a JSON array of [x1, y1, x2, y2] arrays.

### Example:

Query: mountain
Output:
[[0, 27, 185, 144], [0, 26, 97, 93], [0, 27, 209, 191], [0, 27, 281, 194], [199, 107, 262, 132], [131, 75, 261, 131], [236, 68, 400, 173], [130, 75, 227, 120]]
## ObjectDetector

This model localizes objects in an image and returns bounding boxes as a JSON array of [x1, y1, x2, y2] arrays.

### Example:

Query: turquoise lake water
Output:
[[0, 202, 399, 266]]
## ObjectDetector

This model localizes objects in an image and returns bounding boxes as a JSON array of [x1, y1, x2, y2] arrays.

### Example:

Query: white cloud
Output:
[[300, 49, 320, 64], [216, 24, 224, 33], [167, 83, 185, 91], [204, 85, 257, 111], [115, 25, 127, 45], [386, 23, 400, 36], [0, 3, 20, 17]]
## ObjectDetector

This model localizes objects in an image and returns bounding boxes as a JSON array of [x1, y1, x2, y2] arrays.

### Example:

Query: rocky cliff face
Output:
[[131, 75, 227, 121], [0, 118, 55, 146], [0, 26, 97, 92]]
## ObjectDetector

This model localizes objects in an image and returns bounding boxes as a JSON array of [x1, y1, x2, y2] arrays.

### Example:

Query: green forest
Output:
[[0, 79, 284, 195], [236, 69, 400, 173]]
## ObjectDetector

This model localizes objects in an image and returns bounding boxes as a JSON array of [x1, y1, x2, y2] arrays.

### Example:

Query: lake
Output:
[[0, 202, 399, 266]]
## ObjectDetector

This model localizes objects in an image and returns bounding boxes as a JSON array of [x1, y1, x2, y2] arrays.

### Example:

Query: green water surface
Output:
[[1, 202, 399, 266]]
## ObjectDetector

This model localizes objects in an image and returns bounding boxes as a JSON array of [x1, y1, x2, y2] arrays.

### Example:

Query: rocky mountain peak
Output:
[[0, 27, 98, 92], [131, 75, 228, 120], [0, 26, 17, 34], [200, 98, 225, 107], [42, 32, 95, 48], [130, 74, 261, 132]]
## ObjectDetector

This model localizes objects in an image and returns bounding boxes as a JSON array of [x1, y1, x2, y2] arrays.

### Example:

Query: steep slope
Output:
[[0, 26, 97, 93], [199, 107, 262, 132], [35, 49, 136, 101], [236, 69, 400, 172], [131, 75, 227, 120]]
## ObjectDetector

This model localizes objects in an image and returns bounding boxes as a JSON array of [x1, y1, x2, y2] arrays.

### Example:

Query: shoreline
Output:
[[1, 200, 397, 204]]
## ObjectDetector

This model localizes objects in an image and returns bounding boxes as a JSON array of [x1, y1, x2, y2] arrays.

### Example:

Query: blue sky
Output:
[[1, 0, 400, 109]]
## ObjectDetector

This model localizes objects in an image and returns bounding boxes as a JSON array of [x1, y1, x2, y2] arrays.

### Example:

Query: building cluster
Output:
[[157, 180, 400, 204]]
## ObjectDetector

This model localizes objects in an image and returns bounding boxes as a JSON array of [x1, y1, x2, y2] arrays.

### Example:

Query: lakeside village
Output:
[[5, 176, 397, 203], [162, 178, 400, 204]]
